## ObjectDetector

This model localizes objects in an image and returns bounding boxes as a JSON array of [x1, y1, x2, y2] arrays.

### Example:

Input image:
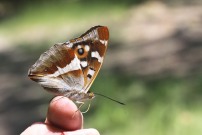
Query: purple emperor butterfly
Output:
[[28, 26, 109, 104]]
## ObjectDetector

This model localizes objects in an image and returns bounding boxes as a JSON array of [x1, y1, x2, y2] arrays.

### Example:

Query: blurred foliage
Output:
[[0, 0, 202, 135], [0, 0, 143, 21], [86, 73, 202, 135]]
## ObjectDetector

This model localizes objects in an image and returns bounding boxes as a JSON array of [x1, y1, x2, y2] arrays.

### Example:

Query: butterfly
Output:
[[28, 26, 109, 105]]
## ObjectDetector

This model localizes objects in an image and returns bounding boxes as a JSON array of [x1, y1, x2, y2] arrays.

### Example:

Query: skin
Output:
[[21, 96, 100, 135]]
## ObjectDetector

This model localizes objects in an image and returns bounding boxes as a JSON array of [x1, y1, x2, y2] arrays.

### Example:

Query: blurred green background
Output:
[[1, 0, 202, 134]]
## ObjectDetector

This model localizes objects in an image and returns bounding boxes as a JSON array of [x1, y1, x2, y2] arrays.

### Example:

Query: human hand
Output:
[[21, 96, 99, 135]]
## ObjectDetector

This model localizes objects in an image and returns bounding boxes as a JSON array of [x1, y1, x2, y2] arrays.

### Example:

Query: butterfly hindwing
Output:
[[28, 43, 84, 94]]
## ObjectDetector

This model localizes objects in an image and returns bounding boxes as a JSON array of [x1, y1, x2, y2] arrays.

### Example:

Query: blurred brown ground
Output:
[[106, 2, 202, 77]]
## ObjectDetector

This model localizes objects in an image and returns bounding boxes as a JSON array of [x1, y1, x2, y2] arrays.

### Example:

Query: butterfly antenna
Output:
[[94, 92, 125, 105]]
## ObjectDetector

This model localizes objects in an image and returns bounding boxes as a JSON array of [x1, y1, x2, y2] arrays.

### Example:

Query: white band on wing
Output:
[[91, 51, 103, 63], [47, 56, 81, 77]]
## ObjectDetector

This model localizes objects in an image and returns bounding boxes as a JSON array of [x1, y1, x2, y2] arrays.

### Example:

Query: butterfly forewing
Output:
[[81, 26, 109, 92], [64, 26, 109, 93], [28, 26, 109, 101]]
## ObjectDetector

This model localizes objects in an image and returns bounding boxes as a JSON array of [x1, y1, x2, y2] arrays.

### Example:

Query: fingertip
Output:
[[46, 96, 83, 131]]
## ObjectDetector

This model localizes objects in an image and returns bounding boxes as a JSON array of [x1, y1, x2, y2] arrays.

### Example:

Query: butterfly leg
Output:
[[75, 101, 92, 113], [72, 101, 84, 118], [81, 102, 91, 114], [76, 101, 85, 112]]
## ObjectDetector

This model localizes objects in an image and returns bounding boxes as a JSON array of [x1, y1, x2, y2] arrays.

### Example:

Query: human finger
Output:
[[46, 96, 83, 130]]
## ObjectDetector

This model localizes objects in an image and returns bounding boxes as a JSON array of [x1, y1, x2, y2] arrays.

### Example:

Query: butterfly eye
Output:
[[77, 48, 84, 55]]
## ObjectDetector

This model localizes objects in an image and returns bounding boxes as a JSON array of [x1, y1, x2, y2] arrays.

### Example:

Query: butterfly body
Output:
[[28, 26, 109, 102]]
